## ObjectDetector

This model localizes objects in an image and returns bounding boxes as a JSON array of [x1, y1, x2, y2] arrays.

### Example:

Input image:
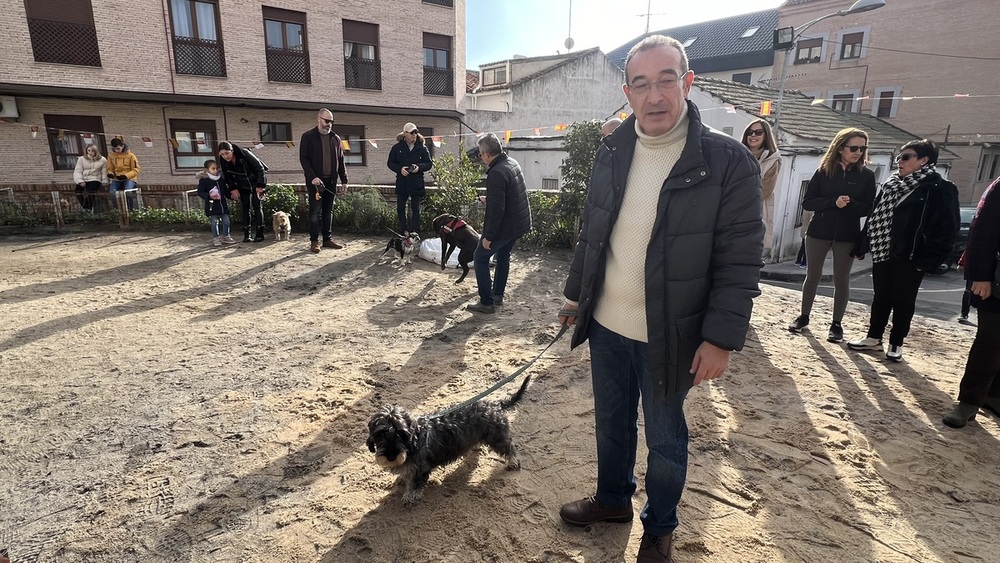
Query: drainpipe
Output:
[[160, 0, 177, 95]]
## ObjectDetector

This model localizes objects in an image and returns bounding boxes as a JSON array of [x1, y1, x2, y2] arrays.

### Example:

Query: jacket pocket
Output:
[[670, 312, 705, 391]]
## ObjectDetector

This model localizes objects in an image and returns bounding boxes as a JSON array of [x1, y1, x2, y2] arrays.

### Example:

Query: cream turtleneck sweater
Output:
[[593, 105, 689, 342]]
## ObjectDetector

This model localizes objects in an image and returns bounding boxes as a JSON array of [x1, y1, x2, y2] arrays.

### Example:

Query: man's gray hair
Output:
[[624, 35, 689, 83], [478, 132, 503, 157]]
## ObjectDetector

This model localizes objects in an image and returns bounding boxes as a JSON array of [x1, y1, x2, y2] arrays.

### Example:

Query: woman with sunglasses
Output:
[[741, 119, 781, 259], [847, 139, 959, 362], [788, 127, 876, 343]]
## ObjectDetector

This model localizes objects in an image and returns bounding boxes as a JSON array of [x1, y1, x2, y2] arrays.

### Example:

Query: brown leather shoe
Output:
[[322, 239, 343, 249], [636, 532, 673, 562], [559, 496, 632, 526], [310, 241, 321, 253]]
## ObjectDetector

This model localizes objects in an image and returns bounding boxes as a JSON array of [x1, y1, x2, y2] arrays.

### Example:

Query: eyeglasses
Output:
[[747, 129, 765, 137], [895, 153, 918, 162], [627, 73, 686, 96], [844, 145, 868, 153], [320, 118, 334, 124]]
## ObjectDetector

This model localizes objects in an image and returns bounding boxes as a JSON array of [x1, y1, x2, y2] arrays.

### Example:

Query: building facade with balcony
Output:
[[0, 0, 465, 192]]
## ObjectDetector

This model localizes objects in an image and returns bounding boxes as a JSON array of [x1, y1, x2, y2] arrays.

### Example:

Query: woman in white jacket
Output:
[[741, 119, 782, 259], [73, 144, 107, 211]]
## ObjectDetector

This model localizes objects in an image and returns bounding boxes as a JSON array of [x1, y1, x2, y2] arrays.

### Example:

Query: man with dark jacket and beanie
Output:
[[466, 133, 531, 314], [387, 122, 432, 235], [556, 35, 763, 562], [300, 108, 349, 253], [217, 141, 267, 242]]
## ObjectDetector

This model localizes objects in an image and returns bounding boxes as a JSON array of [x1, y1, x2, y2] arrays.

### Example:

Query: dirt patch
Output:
[[1, 233, 998, 562]]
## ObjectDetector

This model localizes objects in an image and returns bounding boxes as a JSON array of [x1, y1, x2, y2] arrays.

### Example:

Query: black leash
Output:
[[431, 324, 570, 418]]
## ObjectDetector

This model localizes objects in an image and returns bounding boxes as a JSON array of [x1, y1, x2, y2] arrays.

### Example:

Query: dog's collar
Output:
[[439, 217, 466, 235]]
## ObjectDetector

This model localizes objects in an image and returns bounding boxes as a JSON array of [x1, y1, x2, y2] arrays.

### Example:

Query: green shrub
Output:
[[230, 183, 300, 226], [131, 207, 207, 226], [426, 148, 483, 232], [522, 191, 575, 248], [333, 186, 396, 234]]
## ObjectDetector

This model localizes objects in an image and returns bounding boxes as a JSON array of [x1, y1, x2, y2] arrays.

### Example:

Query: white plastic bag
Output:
[[418, 237, 460, 269]]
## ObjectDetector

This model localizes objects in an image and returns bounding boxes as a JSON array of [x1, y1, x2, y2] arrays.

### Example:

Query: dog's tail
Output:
[[500, 375, 531, 410]]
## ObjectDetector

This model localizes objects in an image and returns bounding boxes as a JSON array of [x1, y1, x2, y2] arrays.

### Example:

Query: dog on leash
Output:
[[272, 211, 291, 241], [381, 232, 420, 266], [432, 213, 480, 283], [365, 376, 530, 505]]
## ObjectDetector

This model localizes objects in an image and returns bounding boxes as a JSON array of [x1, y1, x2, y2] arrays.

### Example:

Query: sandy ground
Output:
[[1, 232, 999, 563]]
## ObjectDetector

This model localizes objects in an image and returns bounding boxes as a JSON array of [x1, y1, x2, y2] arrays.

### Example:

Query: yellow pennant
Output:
[[504, 130, 512, 143], [760, 101, 772, 115], [554, 124, 569, 131], [619, 112, 628, 120], [285, 140, 295, 148]]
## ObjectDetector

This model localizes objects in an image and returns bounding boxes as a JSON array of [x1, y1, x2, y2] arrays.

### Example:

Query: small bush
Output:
[[522, 191, 575, 248], [230, 183, 300, 227], [426, 148, 483, 232], [131, 207, 205, 226], [333, 186, 396, 234]]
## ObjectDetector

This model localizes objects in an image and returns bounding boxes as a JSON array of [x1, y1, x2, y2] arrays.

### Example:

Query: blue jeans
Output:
[[397, 192, 422, 234], [588, 320, 689, 536], [210, 214, 231, 238], [473, 236, 517, 305], [109, 179, 137, 210]]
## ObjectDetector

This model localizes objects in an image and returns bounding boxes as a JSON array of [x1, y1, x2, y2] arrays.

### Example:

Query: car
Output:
[[932, 206, 978, 274]]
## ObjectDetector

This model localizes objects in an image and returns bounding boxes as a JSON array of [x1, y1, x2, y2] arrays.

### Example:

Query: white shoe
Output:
[[847, 336, 882, 350], [221, 235, 236, 244], [886, 345, 903, 362], [213, 237, 222, 246]]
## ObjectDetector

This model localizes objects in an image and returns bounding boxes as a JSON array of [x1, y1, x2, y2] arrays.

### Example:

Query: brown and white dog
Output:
[[365, 376, 529, 505], [432, 213, 480, 283], [272, 211, 291, 241]]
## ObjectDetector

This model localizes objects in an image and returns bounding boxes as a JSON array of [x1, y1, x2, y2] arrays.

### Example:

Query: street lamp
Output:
[[771, 0, 886, 141]]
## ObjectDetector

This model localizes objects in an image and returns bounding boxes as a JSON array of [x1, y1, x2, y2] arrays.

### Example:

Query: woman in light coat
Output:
[[73, 144, 107, 212], [741, 119, 781, 259]]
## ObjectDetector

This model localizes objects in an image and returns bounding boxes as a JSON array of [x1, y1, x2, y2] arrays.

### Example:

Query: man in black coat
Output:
[[466, 133, 531, 314], [387, 122, 433, 235], [300, 108, 349, 253]]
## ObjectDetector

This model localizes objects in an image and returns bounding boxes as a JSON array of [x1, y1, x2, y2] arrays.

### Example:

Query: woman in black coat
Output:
[[847, 139, 959, 362], [217, 141, 268, 242], [387, 122, 432, 235], [943, 175, 1000, 428], [789, 127, 877, 343]]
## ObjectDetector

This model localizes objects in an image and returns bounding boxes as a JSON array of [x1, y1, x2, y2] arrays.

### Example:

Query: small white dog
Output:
[[272, 211, 291, 241]]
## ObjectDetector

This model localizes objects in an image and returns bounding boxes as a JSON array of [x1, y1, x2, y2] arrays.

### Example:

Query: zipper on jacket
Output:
[[910, 190, 930, 261]]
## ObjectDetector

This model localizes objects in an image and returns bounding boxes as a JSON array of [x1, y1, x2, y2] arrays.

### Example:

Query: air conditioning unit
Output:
[[0, 96, 19, 119]]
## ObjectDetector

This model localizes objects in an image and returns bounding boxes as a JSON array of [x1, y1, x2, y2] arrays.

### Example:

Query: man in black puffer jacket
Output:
[[466, 133, 531, 314]]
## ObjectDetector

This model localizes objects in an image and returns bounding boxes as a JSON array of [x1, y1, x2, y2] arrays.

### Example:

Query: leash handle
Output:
[[431, 324, 569, 418]]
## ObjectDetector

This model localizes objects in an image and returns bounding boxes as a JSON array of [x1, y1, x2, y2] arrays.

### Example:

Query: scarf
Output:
[[868, 163, 935, 263], [208, 172, 221, 181]]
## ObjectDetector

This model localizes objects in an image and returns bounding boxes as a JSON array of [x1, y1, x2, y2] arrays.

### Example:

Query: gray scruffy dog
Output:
[[366, 376, 530, 505]]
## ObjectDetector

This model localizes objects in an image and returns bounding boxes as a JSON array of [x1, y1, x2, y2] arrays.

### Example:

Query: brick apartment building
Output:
[[775, 0, 1000, 203], [0, 0, 466, 193]]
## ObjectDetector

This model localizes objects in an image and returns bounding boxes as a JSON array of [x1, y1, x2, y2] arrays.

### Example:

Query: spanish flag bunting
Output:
[[554, 124, 569, 131], [169, 138, 179, 149], [368, 139, 378, 148], [142, 137, 153, 148], [760, 100, 772, 115], [341, 139, 351, 151], [431, 136, 442, 148], [504, 130, 512, 143], [253, 141, 264, 149], [533, 128, 541, 136], [619, 112, 629, 120], [57, 129, 64, 140], [284, 140, 295, 148]]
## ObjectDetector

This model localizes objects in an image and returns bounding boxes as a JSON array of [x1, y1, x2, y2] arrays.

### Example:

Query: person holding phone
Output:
[[387, 122, 432, 236]]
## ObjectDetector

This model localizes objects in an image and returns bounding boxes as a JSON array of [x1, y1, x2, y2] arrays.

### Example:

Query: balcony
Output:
[[423, 67, 454, 97], [173, 38, 226, 77], [26, 18, 101, 67], [344, 57, 382, 90], [266, 48, 311, 84]]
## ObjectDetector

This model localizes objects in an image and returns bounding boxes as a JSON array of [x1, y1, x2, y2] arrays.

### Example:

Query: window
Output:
[[343, 20, 381, 90], [840, 32, 864, 60], [263, 6, 310, 84], [421, 127, 436, 158], [681, 37, 697, 48], [831, 94, 854, 112], [795, 38, 823, 64], [43, 114, 106, 170], [336, 125, 366, 166], [423, 0, 453, 6], [259, 122, 291, 143], [732, 72, 751, 85], [481, 66, 507, 86], [423, 33, 453, 96], [24, 0, 101, 67], [170, 119, 217, 169], [741, 26, 760, 38], [542, 178, 559, 190], [980, 152, 1000, 182], [876, 91, 894, 118], [168, 0, 226, 76]]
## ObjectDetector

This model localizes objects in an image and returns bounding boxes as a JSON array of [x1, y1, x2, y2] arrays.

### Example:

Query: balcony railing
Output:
[[266, 48, 311, 84], [344, 57, 382, 90], [26, 18, 101, 67], [173, 37, 226, 77], [423, 67, 454, 96], [423, 0, 454, 6]]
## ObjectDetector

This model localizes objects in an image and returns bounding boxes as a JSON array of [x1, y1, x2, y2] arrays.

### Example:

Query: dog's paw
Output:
[[401, 490, 423, 505], [505, 457, 521, 471]]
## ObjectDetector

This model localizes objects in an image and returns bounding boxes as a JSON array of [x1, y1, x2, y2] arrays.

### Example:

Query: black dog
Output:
[[432, 213, 480, 283], [365, 376, 530, 505], [381, 232, 420, 266]]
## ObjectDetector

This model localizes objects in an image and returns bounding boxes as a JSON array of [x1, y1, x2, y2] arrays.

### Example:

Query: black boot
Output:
[[254, 226, 265, 242], [242, 227, 252, 242]]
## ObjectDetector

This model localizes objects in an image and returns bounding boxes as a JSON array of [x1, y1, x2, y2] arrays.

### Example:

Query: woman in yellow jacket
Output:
[[107, 138, 140, 210]]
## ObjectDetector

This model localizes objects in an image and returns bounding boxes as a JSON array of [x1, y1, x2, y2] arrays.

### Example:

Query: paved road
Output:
[[763, 267, 971, 323]]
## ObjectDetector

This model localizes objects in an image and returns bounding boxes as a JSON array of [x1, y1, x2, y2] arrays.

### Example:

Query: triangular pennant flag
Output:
[[554, 124, 569, 131], [285, 140, 295, 148], [195, 139, 205, 146], [533, 128, 541, 136], [857, 95, 870, 101], [504, 130, 512, 143], [724, 104, 736, 114], [619, 111, 628, 120], [142, 136, 153, 148], [57, 129, 65, 140], [253, 141, 265, 150], [368, 139, 378, 149], [169, 138, 179, 149], [902, 96, 915, 101], [810, 98, 825, 105], [760, 101, 772, 115], [30, 125, 39, 138], [954, 93, 970, 98], [341, 139, 351, 151], [431, 136, 442, 148]]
